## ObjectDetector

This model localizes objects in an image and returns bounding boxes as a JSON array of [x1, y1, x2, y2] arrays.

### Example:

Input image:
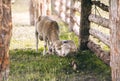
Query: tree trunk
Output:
[[110, 0, 120, 81], [0, 0, 12, 80], [79, 0, 92, 50]]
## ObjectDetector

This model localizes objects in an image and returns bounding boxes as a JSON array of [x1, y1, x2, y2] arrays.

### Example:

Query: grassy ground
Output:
[[9, 0, 111, 81], [9, 49, 111, 81]]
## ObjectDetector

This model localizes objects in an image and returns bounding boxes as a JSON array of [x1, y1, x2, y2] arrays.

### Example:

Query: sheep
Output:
[[35, 16, 60, 55], [53, 40, 77, 57], [35, 16, 77, 56]]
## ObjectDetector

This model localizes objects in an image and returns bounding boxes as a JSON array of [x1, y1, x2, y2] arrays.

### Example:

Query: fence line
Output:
[[53, 0, 80, 36], [31, 0, 110, 65], [52, 0, 110, 65]]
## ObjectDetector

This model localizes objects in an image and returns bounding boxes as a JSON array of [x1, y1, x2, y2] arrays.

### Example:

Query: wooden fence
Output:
[[30, 1, 120, 80], [29, 0, 51, 25], [30, 0, 110, 65], [87, 1, 110, 65], [52, 0, 80, 36], [51, 0, 110, 65]]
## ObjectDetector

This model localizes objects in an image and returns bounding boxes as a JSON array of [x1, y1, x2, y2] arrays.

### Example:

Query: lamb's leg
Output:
[[35, 31, 38, 52]]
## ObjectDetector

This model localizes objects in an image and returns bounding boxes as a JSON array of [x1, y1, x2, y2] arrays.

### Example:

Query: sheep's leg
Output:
[[35, 31, 38, 52], [47, 41, 52, 54], [43, 40, 47, 55], [51, 42, 56, 54], [47, 41, 50, 52]]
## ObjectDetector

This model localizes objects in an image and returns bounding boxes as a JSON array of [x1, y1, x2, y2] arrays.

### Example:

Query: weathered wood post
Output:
[[109, 0, 120, 81], [42, 0, 51, 16], [69, 0, 75, 32], [0, 0, 12, 80], [46, 0, 51, 16], [79, 0, 92, 50], [29, 0, 35, 25], [34, 0, 40, 25]]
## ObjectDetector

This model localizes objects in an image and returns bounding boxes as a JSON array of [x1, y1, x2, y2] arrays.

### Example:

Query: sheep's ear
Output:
[[37, 16, 42, 21]]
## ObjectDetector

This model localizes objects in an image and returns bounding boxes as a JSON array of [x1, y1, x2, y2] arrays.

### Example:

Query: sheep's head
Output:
[[53, 40, 77, 57]]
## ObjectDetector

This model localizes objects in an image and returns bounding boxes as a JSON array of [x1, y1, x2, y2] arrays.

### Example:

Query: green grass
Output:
[[9, 49, 111, 81]]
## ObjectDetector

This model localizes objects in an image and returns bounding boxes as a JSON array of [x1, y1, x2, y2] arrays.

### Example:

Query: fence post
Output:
[[46, 0, 51, 16], [110, 0, 120, 81], [79, 0, 92, 50], [34, 0, 39, 24], [0, 0, 12, 80], [29, 0, 35, 25], [69, 0, 75, 32]]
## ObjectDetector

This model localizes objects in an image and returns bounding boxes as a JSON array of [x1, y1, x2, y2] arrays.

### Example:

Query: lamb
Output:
[[35, 16, 59, 55], [53, 40, 77, 57]]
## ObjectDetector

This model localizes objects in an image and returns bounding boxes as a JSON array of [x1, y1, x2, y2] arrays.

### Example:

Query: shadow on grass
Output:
[[9, 48, 111, 81]]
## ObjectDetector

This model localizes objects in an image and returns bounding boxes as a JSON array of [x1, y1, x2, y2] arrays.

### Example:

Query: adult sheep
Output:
[[35, 16, 77, 56], [35, 16, 59, 55]]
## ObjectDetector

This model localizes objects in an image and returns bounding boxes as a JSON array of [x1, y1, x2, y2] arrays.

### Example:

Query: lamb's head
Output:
[[53, 40, 77, 57]]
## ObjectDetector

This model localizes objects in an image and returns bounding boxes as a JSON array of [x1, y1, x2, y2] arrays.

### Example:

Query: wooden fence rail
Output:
[[91, 1, 109, 12], [89, 14, 109, 28], [87, 40, 110, 65], [88, 1, 110, 65], [89, 28, 110, 47]]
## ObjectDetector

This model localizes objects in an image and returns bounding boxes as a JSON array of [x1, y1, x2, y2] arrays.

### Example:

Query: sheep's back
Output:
[[37, 16, 59, 42], [42, 20, 59, 42]]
